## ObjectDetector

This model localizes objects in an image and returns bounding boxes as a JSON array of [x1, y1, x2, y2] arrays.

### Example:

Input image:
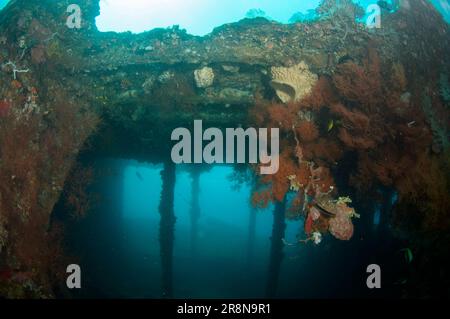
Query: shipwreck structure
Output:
[[0, 0, 449, 298]]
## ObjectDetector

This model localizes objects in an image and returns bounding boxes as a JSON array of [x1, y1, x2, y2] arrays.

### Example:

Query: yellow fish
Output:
[[327, 120, 334, 132], [400, 248, 413, 263]]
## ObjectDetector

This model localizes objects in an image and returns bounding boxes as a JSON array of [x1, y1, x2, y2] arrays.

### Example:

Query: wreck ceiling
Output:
[[0, 0, 449, 160]]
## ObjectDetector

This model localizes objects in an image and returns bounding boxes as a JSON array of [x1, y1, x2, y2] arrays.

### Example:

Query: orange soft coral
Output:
[[267, 103, 295, 131], [333, 48, 382, 112], [309, 138, 343, 164], [296, 76, 337, 110], [0, 100, 11, 117], [248, 46, 443, 240], [251, 189, 272, 209], [262, 150, 298, 202], [296, 120, 319, 143]]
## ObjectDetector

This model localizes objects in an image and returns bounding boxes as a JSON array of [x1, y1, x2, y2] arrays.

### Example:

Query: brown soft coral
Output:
[[395, 153, 450, 232], [297, 76, 337, 110], [261, 149, 299, 202], [333, 63, 381, 109], [0, 89, 99, 295], [249, 45, 445, 239], [296, 120, 319, 143]]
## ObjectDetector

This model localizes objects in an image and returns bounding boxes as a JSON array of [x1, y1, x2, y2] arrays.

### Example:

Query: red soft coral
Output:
[[296, 120, 319, 143], [0, 99, 11, 117]]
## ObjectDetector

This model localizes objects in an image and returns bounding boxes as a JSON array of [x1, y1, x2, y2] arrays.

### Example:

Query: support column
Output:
[[266, 198, 287, 298], [247, 206, 257, 266], [190, 169, 201, 254], [159, 160, 176, 298]]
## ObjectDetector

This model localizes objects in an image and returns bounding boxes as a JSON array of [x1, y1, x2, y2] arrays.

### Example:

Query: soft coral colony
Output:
[[0, 28, 100, 296], [250, 45, 441, 243]]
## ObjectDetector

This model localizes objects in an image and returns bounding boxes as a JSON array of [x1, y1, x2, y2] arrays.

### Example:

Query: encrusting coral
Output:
[[0, 214, 7, 253], [439, 73, 450, 103]]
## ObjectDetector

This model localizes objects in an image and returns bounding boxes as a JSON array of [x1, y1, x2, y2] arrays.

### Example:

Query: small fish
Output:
[[327, 119, 334, 132], [394, 278, 408, 285], [136, 171, 144, 181], [282, 238, 293, 246], [400, 248, 413, 263]]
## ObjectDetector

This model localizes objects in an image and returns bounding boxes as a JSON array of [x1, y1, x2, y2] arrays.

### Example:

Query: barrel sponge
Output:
[[270, 61, 318, 103]]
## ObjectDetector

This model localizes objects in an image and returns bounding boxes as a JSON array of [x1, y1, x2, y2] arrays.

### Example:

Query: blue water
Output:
[[122, 163, 300, 242], [69, 160, 318, 298], [1, 1, 448, 33], [96, 0, 322, 35], [59, 153, 410, 299], [0, 0, 8, 10], [94, 0, 450, 35]]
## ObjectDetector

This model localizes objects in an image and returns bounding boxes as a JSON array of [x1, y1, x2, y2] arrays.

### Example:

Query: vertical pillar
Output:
[[247, 206, 257, 266], [190, 169, 201, 254], [159, 160, 176, 298], [266, 198, 287, 298]]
